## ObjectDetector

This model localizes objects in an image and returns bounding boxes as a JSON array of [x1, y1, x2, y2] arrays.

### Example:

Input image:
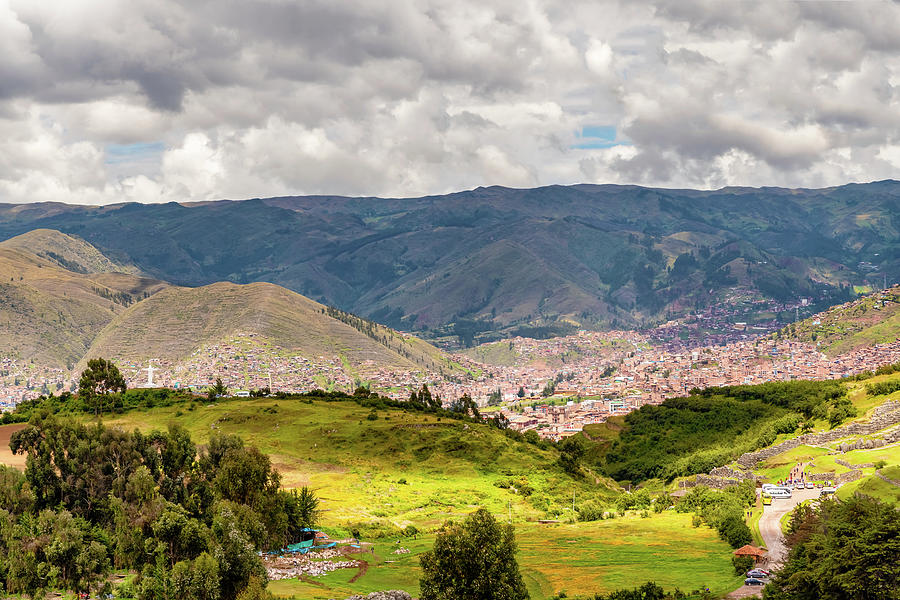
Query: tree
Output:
[[208, 378, 228, 401], [517, 386, 525, 398], [78, 358, 126, 417], [420, 508, 529, 600], [287, 487, 321, 532], [764, 496, 900, 600]]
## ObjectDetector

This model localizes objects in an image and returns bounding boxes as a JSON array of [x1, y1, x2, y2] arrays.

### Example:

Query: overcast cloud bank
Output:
[[1, 0, 899, 204]]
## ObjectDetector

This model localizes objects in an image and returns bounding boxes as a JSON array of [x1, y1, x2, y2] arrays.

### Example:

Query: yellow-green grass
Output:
[[270, 512, 743, 600], [846, 372, 900, 416], [842, 468, 900, 504], [805, 454, 851, 478], [756, 445, 830, 482], [100, 397, 618, 528], [748, 502, 764, 548]]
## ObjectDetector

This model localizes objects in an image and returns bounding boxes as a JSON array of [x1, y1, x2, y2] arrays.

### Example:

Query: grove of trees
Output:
[[1, 412, 318, 599]]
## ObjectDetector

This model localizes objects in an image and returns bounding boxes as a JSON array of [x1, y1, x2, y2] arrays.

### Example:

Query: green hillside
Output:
[[79, 282, 466, 377], [100, 396, 619, 527], [1, 181, 897, 342], [590, 380, 848, 483], [1, 397, 746, 600], [774, 286, 900, 355]]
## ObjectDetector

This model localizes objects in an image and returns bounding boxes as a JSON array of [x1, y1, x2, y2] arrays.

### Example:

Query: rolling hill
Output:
[[0, 228, 461, 378], [1, 181, 898, 344], [79, 281, 466, 376], [774, 285, 900, 355], [0, 230, 168, 368]]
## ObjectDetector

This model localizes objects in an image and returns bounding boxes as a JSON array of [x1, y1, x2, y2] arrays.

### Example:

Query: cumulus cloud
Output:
[[0, 0, 899, 204]]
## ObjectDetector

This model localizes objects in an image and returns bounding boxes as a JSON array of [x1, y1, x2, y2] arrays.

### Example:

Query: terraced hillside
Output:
[[774, 286, 900, 355]]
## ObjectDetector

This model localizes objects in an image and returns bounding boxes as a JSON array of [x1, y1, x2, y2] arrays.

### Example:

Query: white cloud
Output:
[[0, 0, 899, 204]]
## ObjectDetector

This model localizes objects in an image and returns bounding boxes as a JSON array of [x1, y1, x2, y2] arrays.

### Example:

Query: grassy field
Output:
[[756, 445, 830, 482], [101, 397, 619, 528], [269, 512, 743, 600]]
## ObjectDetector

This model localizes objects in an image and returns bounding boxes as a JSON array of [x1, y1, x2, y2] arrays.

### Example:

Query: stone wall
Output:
[[735, 400, 900, 470], [835, 459, 874, 469], [709, 466, 759, 481], [875, 469, 900, 488], [836, 470, 863, 485]]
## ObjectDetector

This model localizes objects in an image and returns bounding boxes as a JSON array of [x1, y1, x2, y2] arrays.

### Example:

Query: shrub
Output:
[[732, 555, 754, 576], [577, 500, 606, 522]]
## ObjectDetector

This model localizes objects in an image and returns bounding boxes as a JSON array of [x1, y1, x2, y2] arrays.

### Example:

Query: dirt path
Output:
[[348, 558, 369, 583]]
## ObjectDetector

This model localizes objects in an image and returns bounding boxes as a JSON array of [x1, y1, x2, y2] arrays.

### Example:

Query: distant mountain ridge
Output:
[[1, 180, 898, 344], [0, 230, 459, 377]]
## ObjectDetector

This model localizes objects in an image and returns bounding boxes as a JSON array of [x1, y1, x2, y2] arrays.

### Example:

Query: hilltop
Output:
[[80, 281, 466, 378], [0, 228, 142, 275], [1, 181, 898, 343], [0, 231, 168, 368], [774, 285, 900, 355]]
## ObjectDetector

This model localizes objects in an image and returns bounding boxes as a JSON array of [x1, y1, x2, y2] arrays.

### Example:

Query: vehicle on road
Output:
[[805, 482, 814, 489], [820, 486, 837, 496], [745, 578, 766, 586], [769, 488, 792, 499], [762, 495, 772, 505], [747, 569, 769, 578]]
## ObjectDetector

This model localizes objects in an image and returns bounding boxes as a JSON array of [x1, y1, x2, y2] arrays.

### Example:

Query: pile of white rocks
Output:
[[391, 547, 410, 555], [264, 552, 361, 580]]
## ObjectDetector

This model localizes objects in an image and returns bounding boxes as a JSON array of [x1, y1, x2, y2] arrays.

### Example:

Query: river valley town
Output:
[[4, 290, 900, 441]]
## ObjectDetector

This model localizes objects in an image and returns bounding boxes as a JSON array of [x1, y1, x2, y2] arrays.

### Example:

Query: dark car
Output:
[[747, 569, 769, 578], [745, 577, 766, 586]]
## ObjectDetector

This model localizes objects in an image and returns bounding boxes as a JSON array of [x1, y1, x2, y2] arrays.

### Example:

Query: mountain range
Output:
[[0, 181, 898, 345]]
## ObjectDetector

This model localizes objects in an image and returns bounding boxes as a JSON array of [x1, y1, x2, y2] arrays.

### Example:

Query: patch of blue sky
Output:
[[105, 141, 165, 165], [572, 125, 628, 149]]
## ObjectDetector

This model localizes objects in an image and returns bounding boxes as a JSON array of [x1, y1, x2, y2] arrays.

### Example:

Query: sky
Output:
[[2, 0, 900, 205]]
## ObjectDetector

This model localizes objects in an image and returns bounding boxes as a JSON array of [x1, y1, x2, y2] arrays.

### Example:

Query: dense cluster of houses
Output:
[[3, 293, 899, 433]]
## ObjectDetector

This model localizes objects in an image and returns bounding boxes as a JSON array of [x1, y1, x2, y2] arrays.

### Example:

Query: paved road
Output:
[[727, 486, 822, 599], [758, 487, 820, 565]]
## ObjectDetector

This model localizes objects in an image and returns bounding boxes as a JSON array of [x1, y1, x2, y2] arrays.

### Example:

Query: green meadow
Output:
[[102, 397, 618, 527], [269, 512, 743, 600]]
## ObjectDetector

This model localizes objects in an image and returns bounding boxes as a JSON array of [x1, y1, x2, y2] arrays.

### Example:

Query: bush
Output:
[[577, 500, 606, 522], [732, 555, 754, 576], [717, 514, 752, 548]]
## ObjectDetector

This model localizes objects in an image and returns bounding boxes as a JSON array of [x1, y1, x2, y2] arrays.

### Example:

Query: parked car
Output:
[[805, 482, 814, 489], [747, 569, 769, 578], [745, 577, 766, 586]]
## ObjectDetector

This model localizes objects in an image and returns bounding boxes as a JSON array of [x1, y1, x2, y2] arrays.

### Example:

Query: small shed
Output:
[[733, 544, 767, 563]]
